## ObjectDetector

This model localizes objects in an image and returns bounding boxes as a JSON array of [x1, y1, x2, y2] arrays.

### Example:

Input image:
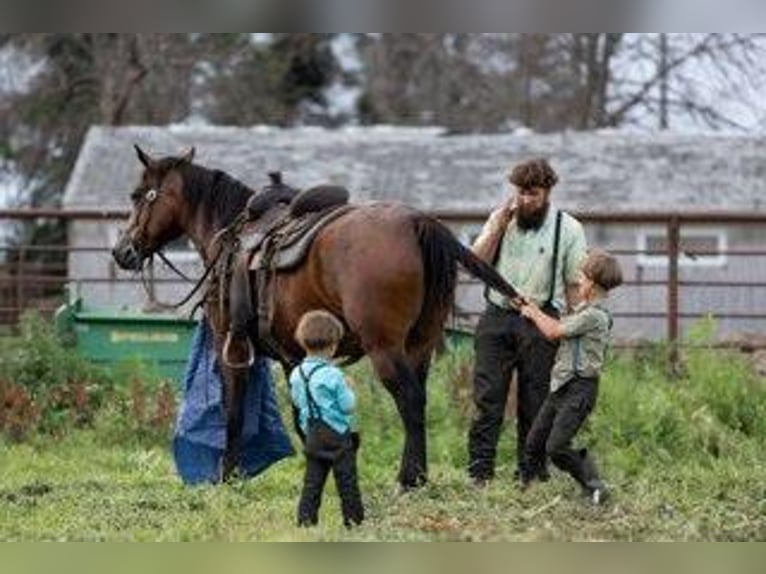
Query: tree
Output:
[[606, 34, 766, 130], [2, 34, 201, 208], [200, 33, 337, 126]]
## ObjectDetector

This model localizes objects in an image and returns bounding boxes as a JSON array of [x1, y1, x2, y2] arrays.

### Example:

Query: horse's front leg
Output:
[[221, 364, 248, 481], [369, 349, 427, 490], [208, 301, 249, 482]]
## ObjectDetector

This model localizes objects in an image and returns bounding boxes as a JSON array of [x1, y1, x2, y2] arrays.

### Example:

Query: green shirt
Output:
[[550, 299, 613, 392], [488, 207, 587, 312]]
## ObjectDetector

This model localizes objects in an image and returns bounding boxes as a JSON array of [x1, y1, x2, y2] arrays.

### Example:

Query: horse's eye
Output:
[[130, 190, 142, 203]]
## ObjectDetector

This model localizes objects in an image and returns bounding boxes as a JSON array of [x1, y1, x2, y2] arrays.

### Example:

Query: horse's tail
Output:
[[411, 215, 518, 345]]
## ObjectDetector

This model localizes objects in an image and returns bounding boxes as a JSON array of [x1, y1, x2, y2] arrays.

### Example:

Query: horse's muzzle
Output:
[[112, 235, 145, 271]]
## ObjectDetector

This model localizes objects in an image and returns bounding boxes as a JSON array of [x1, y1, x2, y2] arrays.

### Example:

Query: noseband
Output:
[[128, 187, 159, 260]]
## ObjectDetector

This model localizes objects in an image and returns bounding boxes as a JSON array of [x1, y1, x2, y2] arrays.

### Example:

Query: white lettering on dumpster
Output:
[[110, 331, 180, 344]]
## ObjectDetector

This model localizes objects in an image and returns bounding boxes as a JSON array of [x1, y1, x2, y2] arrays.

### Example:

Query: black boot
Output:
[[579, 450, 609, 505]]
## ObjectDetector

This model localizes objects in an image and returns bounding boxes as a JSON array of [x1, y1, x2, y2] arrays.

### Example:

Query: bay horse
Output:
[[112, 146, 519, 489]]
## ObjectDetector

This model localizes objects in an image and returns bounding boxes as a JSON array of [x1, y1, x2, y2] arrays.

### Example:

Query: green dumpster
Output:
[[55, 298, 197, 381]]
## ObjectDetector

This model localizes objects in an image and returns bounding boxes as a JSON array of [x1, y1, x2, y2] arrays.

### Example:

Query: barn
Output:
[[62, 125, 766, 341]]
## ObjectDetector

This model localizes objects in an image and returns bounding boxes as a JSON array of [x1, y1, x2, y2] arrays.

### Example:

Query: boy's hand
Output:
[[519, 300, 540, 319], [508, 295, 529, 311]]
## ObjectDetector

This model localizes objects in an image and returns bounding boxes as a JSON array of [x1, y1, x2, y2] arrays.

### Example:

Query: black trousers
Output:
[[297, 434, 364, 527], [468, 303, 559, 481], [523, 377, 603, 491]]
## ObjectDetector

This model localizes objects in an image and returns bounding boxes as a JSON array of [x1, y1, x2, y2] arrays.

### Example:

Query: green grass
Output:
[[1, 340, 766, 540]]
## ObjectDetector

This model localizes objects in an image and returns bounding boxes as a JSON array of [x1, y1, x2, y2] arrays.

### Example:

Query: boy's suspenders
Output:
[[299, 363, 328, 425]]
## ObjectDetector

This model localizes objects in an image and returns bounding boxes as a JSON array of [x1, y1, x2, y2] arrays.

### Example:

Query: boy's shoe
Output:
[[587, 485, 610, 506]]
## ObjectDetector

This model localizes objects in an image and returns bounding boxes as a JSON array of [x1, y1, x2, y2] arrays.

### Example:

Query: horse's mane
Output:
[[169, 160, 255, 229]]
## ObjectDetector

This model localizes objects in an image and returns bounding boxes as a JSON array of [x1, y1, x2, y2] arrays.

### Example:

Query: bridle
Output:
[[126, 185, 221, 314]]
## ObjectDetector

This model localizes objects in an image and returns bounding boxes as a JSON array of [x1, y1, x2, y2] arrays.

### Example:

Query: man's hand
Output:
[[472, 197, 516, 262], [494, 197, 517, 228]]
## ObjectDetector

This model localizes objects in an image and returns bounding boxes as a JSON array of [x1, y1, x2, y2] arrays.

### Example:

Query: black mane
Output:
[[167, 160, 255, 229]]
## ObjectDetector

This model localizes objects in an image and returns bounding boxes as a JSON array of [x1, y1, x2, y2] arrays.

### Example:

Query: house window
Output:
[[637, 227, 727, 267]]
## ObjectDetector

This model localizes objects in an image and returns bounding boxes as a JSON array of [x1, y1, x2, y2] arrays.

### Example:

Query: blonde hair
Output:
[[294, 310, 344, 354], [582, 249, 623, 291]]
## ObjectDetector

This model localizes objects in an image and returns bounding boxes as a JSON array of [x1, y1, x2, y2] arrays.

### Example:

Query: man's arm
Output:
[[471, 199, 515, 262]]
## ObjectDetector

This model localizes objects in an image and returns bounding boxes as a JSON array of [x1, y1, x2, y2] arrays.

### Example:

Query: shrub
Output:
[[0, 378, 39, 441], [0, 312, 178, 444]]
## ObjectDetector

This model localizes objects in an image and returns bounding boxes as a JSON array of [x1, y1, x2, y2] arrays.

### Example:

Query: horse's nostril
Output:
[[112, 243, 142, 270]]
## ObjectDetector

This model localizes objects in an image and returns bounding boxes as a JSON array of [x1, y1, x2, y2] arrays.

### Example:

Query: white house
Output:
[[62, 125, 766, 341]]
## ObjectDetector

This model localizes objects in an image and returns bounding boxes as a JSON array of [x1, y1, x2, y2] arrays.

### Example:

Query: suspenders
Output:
[[544, 210, 563, 310], [485, 209, 563, 309], [299, 363, 328, 426]]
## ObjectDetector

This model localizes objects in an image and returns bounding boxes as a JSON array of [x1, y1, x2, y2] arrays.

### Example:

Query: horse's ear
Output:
[[134, 144, 153, 168], [180, 146, 195, 164]]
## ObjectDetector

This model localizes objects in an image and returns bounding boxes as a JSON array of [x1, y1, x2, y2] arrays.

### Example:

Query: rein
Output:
[[140, 246, 221, 314], [138, 215, 245, 313], [156, 250, 195, 282]]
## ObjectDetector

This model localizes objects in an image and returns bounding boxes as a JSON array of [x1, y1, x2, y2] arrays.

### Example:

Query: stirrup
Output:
[[222, 331, 255, 369]]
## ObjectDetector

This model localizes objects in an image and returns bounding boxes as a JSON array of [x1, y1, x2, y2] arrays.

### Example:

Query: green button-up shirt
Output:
[[550, 299, 613, 393], [487, 207, 587, 312]]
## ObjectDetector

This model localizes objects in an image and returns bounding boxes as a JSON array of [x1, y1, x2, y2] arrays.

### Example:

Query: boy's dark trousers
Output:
[[297, 433, 363, 527], [468, 303, 559, 481], [522, 376, 603, 492]]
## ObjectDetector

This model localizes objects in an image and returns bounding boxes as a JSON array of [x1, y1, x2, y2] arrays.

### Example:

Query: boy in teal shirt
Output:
[[519, 250, 623, 504], [289, 310, 363, 528]]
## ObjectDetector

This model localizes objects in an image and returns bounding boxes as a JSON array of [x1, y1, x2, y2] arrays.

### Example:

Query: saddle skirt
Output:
[[245, 203, 353, 271]]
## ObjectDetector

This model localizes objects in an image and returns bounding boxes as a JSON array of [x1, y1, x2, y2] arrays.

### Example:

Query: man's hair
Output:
[[582, 249, 623, 291], [508, 158, 559, 190], [295, 310, 344, 353]]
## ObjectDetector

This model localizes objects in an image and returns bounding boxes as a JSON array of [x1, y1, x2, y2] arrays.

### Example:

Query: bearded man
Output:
[[467, 158, 588, 487]]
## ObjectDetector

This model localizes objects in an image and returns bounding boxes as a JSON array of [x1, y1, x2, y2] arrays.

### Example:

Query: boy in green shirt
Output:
[[518, 250, 623, 504]]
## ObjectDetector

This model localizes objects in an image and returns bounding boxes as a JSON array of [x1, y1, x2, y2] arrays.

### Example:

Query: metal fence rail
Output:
[[2, 209, 766, 355]]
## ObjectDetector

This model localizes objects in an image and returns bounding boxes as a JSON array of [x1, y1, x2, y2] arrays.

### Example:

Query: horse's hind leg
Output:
[[369, 348, 427, 489]]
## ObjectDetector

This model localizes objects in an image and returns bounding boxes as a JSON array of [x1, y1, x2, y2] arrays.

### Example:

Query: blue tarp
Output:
[[172, 319, 295, 484]]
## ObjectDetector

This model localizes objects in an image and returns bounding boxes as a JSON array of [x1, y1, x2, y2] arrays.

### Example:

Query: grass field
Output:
[[2, 326, 765, 541]]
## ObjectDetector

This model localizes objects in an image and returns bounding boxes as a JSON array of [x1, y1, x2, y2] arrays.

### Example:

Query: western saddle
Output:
[[217, 172, 352, 368]]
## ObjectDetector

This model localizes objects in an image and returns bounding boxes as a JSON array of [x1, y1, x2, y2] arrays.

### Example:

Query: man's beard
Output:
[[516, 202, 550, 231]]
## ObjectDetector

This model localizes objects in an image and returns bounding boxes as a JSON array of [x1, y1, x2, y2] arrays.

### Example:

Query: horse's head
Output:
[[112, 145, 195, 271]]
